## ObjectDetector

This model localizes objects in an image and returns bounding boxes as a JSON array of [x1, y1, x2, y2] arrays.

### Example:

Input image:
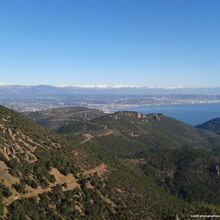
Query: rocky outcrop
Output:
[[153, 114, 161, 122], [111, 111, 162, 123], [216, 165, 220, 176], [112, 111, 147, 121]]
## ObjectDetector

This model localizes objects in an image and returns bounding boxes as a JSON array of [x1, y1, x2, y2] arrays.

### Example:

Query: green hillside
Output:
[[1, 107, 220, 219], [197, 117, 220, 135], [59, 111, 220, 217], [0, 106, 136, 219], [25, 106, 105, 130], [60, 111, 220, 152]]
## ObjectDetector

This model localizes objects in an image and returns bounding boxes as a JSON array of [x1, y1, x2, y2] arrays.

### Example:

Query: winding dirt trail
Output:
[[83, 163, 108, 176], [80, 133, 94, 144], [80, 130, 113, 144]]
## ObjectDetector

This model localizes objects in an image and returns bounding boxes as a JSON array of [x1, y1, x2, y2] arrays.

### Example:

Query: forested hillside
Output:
[[1, 106, 220, 219], [25, 106, 105, 130], [197, 117, 220, 135]]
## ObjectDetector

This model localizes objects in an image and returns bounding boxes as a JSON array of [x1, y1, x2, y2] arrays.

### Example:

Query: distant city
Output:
[[1, 85, 220, 113]]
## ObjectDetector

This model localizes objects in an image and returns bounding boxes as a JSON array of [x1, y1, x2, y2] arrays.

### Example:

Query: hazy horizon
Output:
[[1, 83, 220, 90]]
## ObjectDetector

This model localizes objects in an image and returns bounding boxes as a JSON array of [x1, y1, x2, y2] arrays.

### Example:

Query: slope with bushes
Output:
[[2, 107, 220, 219]]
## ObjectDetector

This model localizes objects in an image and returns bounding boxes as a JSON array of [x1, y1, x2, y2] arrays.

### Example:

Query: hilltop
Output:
[[25, 106, 104, 130], [60, 111, 220, 151], [197, 117, 220, 134]]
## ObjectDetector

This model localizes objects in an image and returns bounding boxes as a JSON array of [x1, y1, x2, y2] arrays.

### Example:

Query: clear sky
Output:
[[0, 0, 219, 87]]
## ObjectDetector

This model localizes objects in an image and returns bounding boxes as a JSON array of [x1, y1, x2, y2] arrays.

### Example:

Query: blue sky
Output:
[[0, 0, 219, 87]]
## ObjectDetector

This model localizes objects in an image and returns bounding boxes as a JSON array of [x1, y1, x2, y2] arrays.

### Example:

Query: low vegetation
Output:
[[1, 106, 220, 219]]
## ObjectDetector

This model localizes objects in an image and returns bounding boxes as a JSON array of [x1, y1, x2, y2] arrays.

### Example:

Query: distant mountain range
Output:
[[1, 84, 220, 95], [1, 85, 220, 113]]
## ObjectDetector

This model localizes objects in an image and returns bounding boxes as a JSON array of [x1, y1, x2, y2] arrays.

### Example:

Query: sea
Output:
[[119, 103, 220, 126]]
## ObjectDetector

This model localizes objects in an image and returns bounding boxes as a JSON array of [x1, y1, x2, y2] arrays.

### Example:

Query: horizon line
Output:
[[1, 83, 220, 89]]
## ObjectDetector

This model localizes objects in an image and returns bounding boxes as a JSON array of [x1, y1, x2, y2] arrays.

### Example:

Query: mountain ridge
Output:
[[197, 117, 220, 134]]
